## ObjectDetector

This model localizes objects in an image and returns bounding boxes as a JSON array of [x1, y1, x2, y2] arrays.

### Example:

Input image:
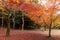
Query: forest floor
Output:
[[0, 28, 60, 40]]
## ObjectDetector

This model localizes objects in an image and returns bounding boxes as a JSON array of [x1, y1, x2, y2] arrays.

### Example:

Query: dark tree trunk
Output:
[[6, 14, 10, 37], [49, 26, 51, 37], [49, 20, 52, 37]]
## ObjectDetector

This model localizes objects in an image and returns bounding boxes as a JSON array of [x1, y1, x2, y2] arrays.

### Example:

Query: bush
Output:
[[33, 24, 41, 29], [53, 25, 60, 29]]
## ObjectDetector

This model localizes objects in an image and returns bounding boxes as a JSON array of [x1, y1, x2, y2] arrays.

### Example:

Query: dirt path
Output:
[[0, 28, 60, 40]]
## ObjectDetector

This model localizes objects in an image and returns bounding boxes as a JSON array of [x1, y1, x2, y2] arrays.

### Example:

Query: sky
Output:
[[38, 0, 60, 14], [38, 0, 48, 5], [57, 11, 60, 14]]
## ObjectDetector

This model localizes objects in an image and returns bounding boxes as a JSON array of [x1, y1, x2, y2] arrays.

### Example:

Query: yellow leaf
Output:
[[25, 0, 30, 3], [0, 6, 2, 9], [14, 0, 19, 3]]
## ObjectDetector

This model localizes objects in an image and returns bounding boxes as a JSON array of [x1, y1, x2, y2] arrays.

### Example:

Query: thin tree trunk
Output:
[[22, 11, 24, 30], [13, 10, 15, 29], [2, 16, 3, 27], [13, 18, 15, 29], [49, 26, 51, 37], [1, 0, 4, 28], [6, 14, 10, 37], [49, 19, 52, 37]]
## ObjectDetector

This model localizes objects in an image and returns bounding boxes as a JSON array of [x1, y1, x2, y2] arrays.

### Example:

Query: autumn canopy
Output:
[[0, 0, 60, 25]]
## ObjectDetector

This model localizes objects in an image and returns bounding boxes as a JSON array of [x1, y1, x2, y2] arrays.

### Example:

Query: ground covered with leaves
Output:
[[0, 28, 60, 40]]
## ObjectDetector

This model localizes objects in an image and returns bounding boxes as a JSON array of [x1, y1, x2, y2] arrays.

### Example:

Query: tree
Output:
[[1, 0, 5, 28], [4, 8, 12, 37], [21, 10, 24, 30], [12, 9, 15, 29]]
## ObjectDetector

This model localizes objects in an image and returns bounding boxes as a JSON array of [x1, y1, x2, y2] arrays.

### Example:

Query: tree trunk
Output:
[[13, 10, 15, 29], [13, 18, 15, 29], [49, 20, 52, 37], [6, 14, 10, 37], [2, 15, 3, 27], [49, 26, 51, 37], [22, 11, 24, 30], [1, 0, 4, 28]]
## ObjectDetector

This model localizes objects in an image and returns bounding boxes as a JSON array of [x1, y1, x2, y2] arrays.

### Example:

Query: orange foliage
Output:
[[4, 0, 23, 9], [45, 6, 56, 16], [4, 0, 59, 25], [20, 3, 40, 12]]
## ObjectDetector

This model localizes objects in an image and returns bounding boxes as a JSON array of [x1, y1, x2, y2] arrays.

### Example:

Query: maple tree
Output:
[[20, 0, 60, 37], [0, 0, 60, 37]]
